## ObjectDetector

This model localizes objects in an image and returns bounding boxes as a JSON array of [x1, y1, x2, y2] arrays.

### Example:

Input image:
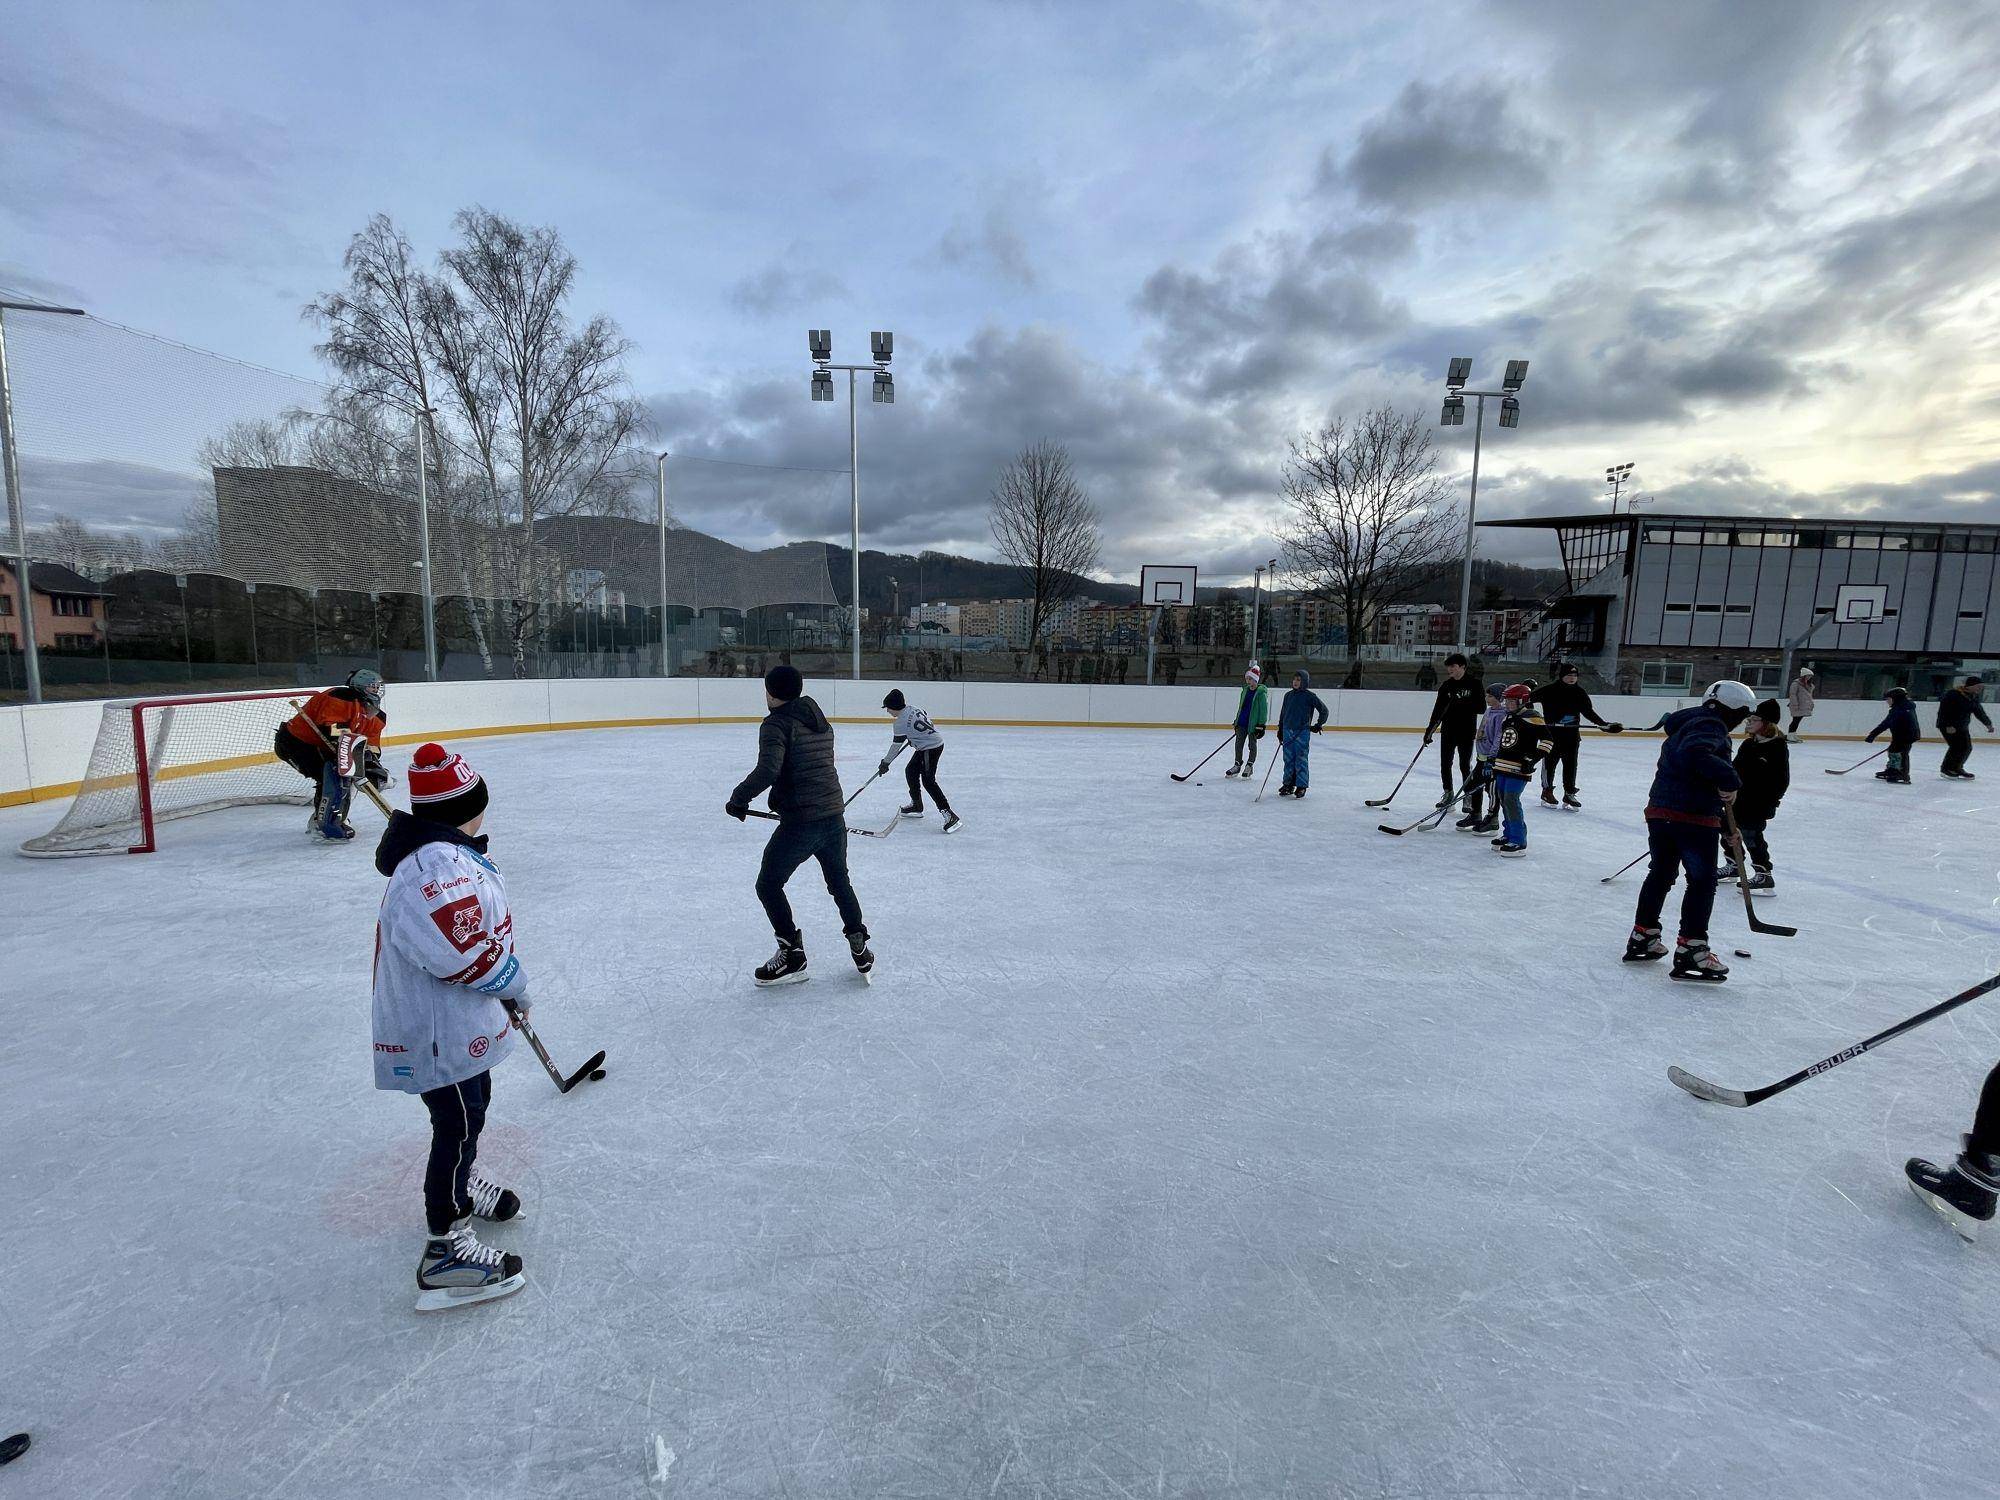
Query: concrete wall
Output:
[[0, 680, 1918, 811]]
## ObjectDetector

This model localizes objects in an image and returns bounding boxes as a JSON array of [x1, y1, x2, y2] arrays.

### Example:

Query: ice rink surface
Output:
[[5, 721, 2000, 1499]]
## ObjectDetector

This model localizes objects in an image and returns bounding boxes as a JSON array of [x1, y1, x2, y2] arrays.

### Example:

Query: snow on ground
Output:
[[3, 722, 1999, 1498]]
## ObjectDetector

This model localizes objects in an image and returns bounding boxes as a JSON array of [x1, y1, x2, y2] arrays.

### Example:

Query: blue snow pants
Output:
[[1282, 729, 1311, 789], [1496, 773, 1529, 846]]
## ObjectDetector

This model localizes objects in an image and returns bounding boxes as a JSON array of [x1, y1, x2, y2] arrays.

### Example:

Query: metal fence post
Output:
[[415, 412, 439, 681], [0, 306, 43, 704]]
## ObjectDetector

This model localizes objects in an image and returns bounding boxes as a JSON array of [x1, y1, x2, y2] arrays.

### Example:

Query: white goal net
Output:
[[20, 690, 318, 857]]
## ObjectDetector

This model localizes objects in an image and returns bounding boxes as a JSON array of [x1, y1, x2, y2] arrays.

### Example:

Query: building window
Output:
[[1740, 663, 1783, 690], [0, 594, 12, 616], [1664, 601, 1693, 615], [1961, 610, 1985, 621], [51, 594, 94, 617], [1694, 603, 1723, 615], [53, 633, 97, 650], [1642, 662, 1694, 692], [1724, 603, 1752, 616]]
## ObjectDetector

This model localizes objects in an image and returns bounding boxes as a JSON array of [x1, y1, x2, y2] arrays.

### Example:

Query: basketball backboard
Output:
[[1835, 583, 1888, 624], [1140, 564, 1198, 608]]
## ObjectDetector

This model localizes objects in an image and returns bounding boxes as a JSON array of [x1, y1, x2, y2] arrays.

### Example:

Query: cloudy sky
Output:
[[5, 0, 2000, 584]]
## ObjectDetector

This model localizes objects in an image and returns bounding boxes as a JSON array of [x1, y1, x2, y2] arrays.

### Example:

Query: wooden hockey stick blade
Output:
[[1666, 1065, 1751, 1108]]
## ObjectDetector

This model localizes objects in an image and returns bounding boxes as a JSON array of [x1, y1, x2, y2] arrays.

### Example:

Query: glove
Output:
[[877, 760, 891, 777], [1310, 724, 1322, 734], [1422, 732, 1434, 746], [725, 802, 748, 822], [363, 751, 390, 789], [1604, 722, 1624, 734], [1252, 726, 1265, 741]]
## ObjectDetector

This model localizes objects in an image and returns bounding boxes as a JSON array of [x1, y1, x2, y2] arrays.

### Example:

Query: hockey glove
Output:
[[725, 801, 748, 822], [1310, 724, 1322, 734], [877, 760, 891, 777], [1252, 727, 1265, 741], [1604, 722, 1625, 734], [363, 750, 391, 789], [1423, 732, 1434, 746]]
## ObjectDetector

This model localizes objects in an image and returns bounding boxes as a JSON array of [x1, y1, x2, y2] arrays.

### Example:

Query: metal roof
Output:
[[1478, 512, 2000, 533]]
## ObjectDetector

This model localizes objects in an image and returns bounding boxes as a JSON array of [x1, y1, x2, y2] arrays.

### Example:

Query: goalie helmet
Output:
[[347, 669, 386, 710]]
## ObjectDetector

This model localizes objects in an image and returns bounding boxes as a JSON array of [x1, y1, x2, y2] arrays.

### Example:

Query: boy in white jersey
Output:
[[881, 689, 961, 833]]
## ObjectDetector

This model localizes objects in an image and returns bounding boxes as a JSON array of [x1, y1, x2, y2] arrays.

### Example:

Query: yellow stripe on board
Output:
[[0, 715, 1869, 810]]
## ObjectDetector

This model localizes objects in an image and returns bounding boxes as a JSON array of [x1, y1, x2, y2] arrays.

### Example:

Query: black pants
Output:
[[1735, 815, 1772, 873], [274, 726, 329, 785], [1941, 726, 1974, 776], [1971, 1063, 2000, 1157], [1437, 722, 1475, 793], [420, 1069, 492, 1235], [1786, 715, 1806, 734], [1540, 726, 1581, 794], [756, 815, 866, 941], [1635, 817, 1720, 942], [904, 745, 949, 811]]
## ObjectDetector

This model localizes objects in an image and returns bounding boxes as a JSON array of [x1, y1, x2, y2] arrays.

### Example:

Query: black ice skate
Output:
[[1494, 840, 1527, 858], [1454, 812, 1481, 831], [1541, 785, 1559, 807], [415, 1225, 525, 1312], [847, 928, 875, 980], [1291, 786, 1307, 800], [899, 801, 924, 819], [1562, 792, 1582, 810], [1669, 941, 1728, 983], [1277, 783, 1295, 797], [1905, 1138, 2000, 1241], [754, 938, 809, 987], [1744, 869, 1776, 897], [1623, 925, 1667, 963], [1224, 762, 1242, 777], [456, 1170, 522, 1226], [941, 811, 963, 834]]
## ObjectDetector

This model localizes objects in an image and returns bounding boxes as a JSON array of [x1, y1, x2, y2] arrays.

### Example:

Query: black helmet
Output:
[[346, 668, 385, 709]]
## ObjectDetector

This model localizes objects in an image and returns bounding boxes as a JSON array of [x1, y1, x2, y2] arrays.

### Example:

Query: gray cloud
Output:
[[935, 204, 1038, 289], [726, 261, 849, 316], [1325, 79, 1556, 210]]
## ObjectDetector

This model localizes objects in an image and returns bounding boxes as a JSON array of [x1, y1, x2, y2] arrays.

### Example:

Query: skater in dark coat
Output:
[[1624, 680, 1749, 982], [1907, 1063, 2000, 1241], [1531, 662, 1622, 808], [1422, 652, 1483, 808], [1865, 688, 1920, 784], [1275, 670, 1329, 798], [1722, 698, 1789, 896], [1936, 676, 1993, 780]]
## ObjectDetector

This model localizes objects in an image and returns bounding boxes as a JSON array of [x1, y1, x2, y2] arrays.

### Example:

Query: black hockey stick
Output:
[[502, 998, 605, 1095], [1600, 851, 1648, 883], [1377, 779, 1472, 835], [1824, 747, 1887, 776], [1170, 733, 1234, 782], [1723, 806, 1796, 937], [846, 741, 909, 810], [1364, 742, 1427, 808], [741, 807, 897, 838], [1668, 971, 2000, 1107], [1253, 741, 1283, 802]]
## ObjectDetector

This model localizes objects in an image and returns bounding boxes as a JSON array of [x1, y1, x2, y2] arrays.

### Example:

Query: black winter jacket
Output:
[[1532, 681, 1610, 729], [731, 696, 846, 823], [1492, 711, 1554, 778], [1937, 688, 1994, 734], [1427, 676, 1483, 733], [1732, 731, 1790, 824], [1646, 705, 1741, 825], [1867, 699, 1920, 746]]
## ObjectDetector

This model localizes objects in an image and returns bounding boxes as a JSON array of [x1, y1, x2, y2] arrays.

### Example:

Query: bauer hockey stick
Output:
[[1170, 733, 1234, 782], [502, 997, 605, 1095], [1364, 742, 1427, 808], [1824, 746, 1888, 776], [1723, 806, 1796, 937], [1668, 971, 2000, 1108], [287, 699, 392, 818], [742, 807, 898, 838]]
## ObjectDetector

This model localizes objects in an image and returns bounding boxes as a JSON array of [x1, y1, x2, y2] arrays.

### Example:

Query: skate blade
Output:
[[1668, 970, 1728, 983], [900, 811, 925, 819], [942, 821, 963, 834], [754, 969, 811, 988], [1908, 1178, 1982, 1242], [854, 968, 874, 985], [415, 1272, 526, 1312]]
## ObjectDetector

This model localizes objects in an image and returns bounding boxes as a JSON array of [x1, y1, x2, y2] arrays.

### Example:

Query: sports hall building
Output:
[[1481, 513, 2000, 699]]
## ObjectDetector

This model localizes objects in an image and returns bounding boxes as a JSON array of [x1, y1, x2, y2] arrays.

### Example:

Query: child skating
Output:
[[1275, 670, 1328, 798], [1720, 698, 1788, 896], [1866, 687, 1920, 784], [880, 688, 960, 833], [1225, 662, 1268, 778], [1456, 682, 1508, 833], [1488, 684, 1553, 857]]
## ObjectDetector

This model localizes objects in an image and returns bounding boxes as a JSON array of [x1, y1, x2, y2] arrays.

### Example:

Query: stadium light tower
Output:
[[1606, 462, 1635, 516], [0, 298, 88, 705], [809, 329, 895, 680], [1440, 357, 1527, 652]]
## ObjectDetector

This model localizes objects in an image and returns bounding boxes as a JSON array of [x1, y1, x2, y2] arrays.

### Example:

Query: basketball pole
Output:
[[1147, 605, 1160, 685]]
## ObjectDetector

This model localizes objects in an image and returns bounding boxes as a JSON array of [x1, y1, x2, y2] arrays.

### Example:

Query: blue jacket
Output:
[[1867, 699, 1920, 746], [1278, 673, 1329, 736], [1646, 704, 1742, 825]]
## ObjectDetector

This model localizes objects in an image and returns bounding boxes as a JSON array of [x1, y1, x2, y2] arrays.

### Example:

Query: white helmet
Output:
[[1703, 679, 1756, 724]]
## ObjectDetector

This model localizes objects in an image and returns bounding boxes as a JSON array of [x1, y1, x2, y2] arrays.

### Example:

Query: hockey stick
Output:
[[1170, 733, 1234, 782], [1253, 741, 1282, 802], [1364, 742, 1427, 808], [1600, 851, 1648, 884], [846, 741, 909, 810], [1723, 806, 1796, 937], [287, 699, 392, 818], [1668, 971, 2000, 1108], [502, 997, 605, 1095], [1824, 747, 1887, 776], [1376, 779, 1471, 835], [740, 807, 897, 838]]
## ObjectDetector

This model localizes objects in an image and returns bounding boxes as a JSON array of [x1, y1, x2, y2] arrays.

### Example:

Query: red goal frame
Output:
[[124, 688, 315, 854]]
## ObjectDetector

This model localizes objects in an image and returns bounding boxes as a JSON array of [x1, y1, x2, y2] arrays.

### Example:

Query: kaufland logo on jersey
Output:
[[421, 880, 441, 901]]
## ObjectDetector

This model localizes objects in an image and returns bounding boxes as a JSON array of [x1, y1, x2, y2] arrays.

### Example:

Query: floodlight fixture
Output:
[[872, 370, 894, 404], [871, 331, 893, 364], [1441, 393, 1466, 426], [1502, 359, 1529, 392], [809, 329, 832, 361], [1498, 396, 1520, 428], [811, 368, 834, 402], [1446, 357, 1472, 389]]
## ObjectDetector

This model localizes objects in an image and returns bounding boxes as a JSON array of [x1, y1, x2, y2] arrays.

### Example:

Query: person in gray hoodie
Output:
[[728, 664, 873, 985]]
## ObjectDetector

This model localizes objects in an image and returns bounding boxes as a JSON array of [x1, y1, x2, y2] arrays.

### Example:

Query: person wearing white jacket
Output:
[[372, 742, 530, 1311]]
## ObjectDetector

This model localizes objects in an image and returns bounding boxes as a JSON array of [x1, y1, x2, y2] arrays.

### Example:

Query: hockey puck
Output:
[[590, 1068, 606, 1080], [1734, 949, 1753, 958], [1, 1433, 29, 1465]]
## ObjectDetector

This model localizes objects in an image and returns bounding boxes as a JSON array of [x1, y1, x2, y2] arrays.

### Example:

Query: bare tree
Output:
[[988, 440, 1102, 664], [1276, 406, 1461, 684]]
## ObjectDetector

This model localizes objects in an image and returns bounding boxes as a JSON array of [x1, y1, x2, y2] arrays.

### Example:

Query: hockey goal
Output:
[[20, 689, 319, 857]]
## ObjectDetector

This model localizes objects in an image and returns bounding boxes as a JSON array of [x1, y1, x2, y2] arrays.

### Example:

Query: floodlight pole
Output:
[[1454, 392, 1488, 655], [0, 300, 87, 705], [414, 411, 439, 681], [1250, 566, 1264, 663], [848, 368, 860, 680]]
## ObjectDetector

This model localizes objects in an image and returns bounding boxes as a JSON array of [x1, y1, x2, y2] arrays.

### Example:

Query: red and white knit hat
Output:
[[1244, 661, 1262, 685], [408, 742, 489, 825]]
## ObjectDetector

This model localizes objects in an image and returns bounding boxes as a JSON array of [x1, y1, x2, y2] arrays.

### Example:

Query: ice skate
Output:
[[1454, 812, 1481, 831], [1494, 840, 1527, 858], [1277, 783, 1294, 797], [1623, 925, 1667, 963], [1541, 785, 1558, 807], [1562, 792, 1582, 810], [1224, 762, 1242, 777], [415, 1224, 525, 1312], [1291, 785, 1307, 800], [1744, 869, 1776, 897], [1906, 1139, 2000, 1242], [899, 801, 924, 819], [941, 811, 962, 834], [456, 1170, 522, 1226], [1435, 792, 1454, 810], [847, 928, 875, 980], [1669, 941, 1728, 983], [754, 938, 809, 987]]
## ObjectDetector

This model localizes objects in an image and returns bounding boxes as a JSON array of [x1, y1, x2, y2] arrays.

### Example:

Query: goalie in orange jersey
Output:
[[275, 669, 391, 841]]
